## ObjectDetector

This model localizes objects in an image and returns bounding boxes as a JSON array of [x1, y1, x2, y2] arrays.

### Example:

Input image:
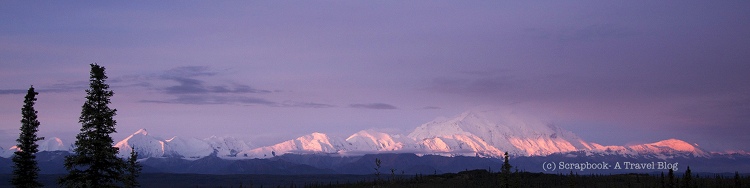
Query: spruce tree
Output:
[[735, 171, 741, 188], [11, 86, 45, 188], [60, 64, 125, 188], [567, 171, 575, 188], [501, 152, 512, 188], [683, 166, 692, 188], [668, 168, 675, 188], [123, 147, 141, 188], [374, 158, 382, 184], [660, 172, 665, 188]]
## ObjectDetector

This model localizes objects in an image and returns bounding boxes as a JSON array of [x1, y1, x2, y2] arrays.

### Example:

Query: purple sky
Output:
[[1, 1, 749, 151]]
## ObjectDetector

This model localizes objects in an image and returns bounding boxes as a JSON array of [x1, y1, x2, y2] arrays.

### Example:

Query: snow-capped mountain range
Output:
[[0, 110, 726, 160]]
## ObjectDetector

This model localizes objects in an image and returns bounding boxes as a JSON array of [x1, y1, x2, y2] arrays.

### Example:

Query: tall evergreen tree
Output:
[[60, 64, 125, 188], [661, 172, 665, 188], [567, 171, 575, 188], [735, 171, 742, 188], [374, 158, 382, 184], [11, 86, 45, 188], [501, 152, 512, 188], [683, 166, 692, 188], [123, 147, 141, 188], [668, 169, 675, 188]]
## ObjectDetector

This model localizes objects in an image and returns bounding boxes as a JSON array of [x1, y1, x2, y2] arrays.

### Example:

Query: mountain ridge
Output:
[[1, 110, 740, 160]]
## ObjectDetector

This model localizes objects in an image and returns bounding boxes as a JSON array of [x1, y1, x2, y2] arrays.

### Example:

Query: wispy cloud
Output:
[[0, 89, 26, 95], [0, 81, 88, 95], [141, 95, 275, 105], [141, 96, 339, 109], [136, 66, 335, 108], [133, 66, 275, 105], [349, 103, 398, 110], [524, 23, 636, 43], [43, 81, 89, 93], [163, 66, 217, 78], [279, 101, 337, 108], [162, 77, 270, 95], [160, 66, 271, 95]]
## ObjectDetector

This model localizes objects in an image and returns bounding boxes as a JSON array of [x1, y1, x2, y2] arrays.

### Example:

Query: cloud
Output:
[[421, 106, 441, 110], [164, 78, 270, 94], [141, 96, 339, 109], [160, 66, 271, 95], [136, 66, 337, 108], [0, 81, 89, 95], [42, 81, 89, 93], [525, 23, 635, 43], [163, 66, 217, 78], [279, 101, 337, 108], [141, 95, 276, 105], [349, 103, 398, 110], [130, 66, 279, 105], [0, 89, 26, 95]]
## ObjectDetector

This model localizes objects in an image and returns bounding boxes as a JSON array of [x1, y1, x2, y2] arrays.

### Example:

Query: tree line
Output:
[[11, 64, 141, 188], [327, 152, 746, 188]]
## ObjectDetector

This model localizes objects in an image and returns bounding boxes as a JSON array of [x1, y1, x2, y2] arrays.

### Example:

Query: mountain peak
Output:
[[345, 129, 417, 152], [309, 132, 327, 137], [409, 110, 592, 156], [115, 129, 168, 159], [650, 138, 698, 152], [38, 137, 68, 151], [599, 138, 710, 159], [134, 128, 148, 135]]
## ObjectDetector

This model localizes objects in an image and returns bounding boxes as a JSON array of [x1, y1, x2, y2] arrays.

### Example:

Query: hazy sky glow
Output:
[[1, 1, 749, 151]]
